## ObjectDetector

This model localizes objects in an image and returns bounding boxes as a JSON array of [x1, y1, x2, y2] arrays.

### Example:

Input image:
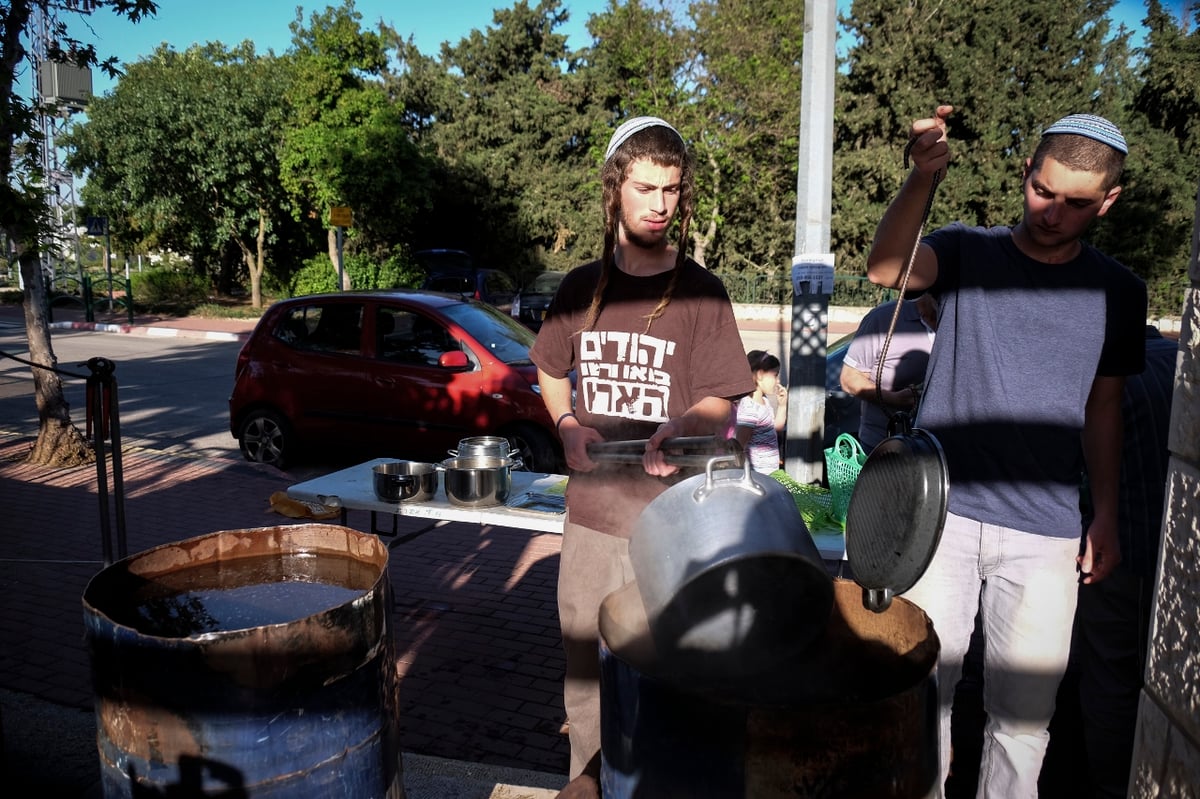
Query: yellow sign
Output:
[[329, 206, 353, 227]]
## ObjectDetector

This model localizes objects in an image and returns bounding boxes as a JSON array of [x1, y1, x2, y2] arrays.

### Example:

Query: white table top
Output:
[[287, 458, 569, 534], [287, 458, 846, 560]]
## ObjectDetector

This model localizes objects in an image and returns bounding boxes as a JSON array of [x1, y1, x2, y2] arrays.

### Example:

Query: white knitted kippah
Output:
[[604, 116, 683, 162], [1042, 113, 1128, 154]]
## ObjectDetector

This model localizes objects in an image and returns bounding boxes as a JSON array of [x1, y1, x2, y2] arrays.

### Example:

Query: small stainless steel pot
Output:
[[439, 456, 512, 508], [372, 461, 438, 503]]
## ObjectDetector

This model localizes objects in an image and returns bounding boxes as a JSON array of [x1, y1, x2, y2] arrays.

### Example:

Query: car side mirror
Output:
[[438, 350, 470, 370]]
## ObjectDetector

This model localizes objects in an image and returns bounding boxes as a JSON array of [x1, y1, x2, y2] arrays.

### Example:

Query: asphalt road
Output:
[[0, 325, 244, 462]]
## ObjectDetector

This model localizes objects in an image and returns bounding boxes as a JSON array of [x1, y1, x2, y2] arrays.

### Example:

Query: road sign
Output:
[[329, 206, 353, 227], [85, 216, 108, 236]]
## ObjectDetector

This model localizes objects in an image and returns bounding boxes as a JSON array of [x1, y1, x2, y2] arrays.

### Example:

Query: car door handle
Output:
[[374, 376, 396, 387]]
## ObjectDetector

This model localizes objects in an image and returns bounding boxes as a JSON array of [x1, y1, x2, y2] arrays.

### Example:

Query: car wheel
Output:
[[238, 409, 293, 469], [506, 424, 562, 474]]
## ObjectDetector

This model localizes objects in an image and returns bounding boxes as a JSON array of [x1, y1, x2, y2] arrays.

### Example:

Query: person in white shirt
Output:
[[731, 350, 787, 473], [839, 293, 937, 450]]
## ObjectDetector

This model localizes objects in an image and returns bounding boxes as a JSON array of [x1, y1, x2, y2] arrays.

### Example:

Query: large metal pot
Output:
[[628, 454, 833, 681], [439, 456, 512, 508], [372, 460, 437, 503]]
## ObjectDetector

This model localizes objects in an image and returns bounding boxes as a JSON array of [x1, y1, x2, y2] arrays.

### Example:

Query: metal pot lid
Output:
[[844, 418, 949, 613]]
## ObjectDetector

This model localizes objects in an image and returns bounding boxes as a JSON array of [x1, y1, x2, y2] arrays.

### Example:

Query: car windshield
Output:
[[530, 272, 564, 293], [442, 301, 537, 365], [416, 250, 474, 273]]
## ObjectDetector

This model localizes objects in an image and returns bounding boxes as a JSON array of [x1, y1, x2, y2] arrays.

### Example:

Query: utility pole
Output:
[[784, 0, 837, 484], [31, 1, 93, 291]]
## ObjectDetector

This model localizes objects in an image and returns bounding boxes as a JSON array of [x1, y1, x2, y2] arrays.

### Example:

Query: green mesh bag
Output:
[[823, 433, 867, 524]]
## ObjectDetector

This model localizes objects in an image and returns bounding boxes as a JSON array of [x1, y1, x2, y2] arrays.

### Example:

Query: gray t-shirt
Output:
[[920, 223, 1146, 537]]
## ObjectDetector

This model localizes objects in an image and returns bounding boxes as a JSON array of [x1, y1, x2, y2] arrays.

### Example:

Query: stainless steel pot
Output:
[[628, 453, 834, 681], [372, 461, 437, 503], [449, 436, 523, 469], [439, 456, 512, 508]]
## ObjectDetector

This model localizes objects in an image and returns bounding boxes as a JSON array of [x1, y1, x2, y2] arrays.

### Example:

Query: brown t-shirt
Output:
[[529, 258, 754, 537]]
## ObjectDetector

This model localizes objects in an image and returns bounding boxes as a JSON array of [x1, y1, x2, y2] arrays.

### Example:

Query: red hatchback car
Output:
[[229, 290, 563, 471]]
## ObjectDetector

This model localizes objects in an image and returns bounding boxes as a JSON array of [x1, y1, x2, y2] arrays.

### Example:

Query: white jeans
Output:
[[901, 512, 1082, 799]]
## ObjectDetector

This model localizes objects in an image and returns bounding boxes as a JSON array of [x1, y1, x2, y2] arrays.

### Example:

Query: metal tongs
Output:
[[586, 435, 744, 468]]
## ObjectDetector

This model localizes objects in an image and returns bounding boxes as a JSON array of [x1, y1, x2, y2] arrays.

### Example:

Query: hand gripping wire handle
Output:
[[872, 133, 944, 414]]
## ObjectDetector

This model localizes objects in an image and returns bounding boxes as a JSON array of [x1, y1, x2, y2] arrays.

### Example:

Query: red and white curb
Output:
[[48, 320, 248, 342]]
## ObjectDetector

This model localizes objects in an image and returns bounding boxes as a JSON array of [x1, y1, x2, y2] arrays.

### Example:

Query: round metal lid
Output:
[[844, 425, 949, 612]]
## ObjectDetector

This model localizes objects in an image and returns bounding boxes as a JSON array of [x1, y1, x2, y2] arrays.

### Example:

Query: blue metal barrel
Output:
[[599, 577, 939, 798], [82, 524, 404, 798]]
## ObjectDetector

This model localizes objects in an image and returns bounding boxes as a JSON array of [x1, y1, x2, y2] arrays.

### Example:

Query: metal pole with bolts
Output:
[[784, 0, 837, 484]]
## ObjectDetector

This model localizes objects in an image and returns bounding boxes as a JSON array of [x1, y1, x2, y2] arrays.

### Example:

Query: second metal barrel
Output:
[[599, 577, 939, 798]]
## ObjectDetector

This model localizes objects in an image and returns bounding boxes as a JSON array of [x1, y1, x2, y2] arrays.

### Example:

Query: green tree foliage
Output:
[[387, 0, 594, 279], [1093, 0, 1200, 314], [39, 0, 1200, 317], [288, 251, 422, 296], [66, 42, 295, 308], [281, 1, 433, 286], [834, 0, 1130, 273], [685, 0, 804, 286], [584, 0, 688, 118]]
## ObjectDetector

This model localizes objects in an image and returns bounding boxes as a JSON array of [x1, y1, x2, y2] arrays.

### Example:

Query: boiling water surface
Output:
[[117, 552, 379, 637]]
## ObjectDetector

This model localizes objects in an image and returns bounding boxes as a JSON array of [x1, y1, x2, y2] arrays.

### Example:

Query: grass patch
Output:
[[190, 301, 269, 320]]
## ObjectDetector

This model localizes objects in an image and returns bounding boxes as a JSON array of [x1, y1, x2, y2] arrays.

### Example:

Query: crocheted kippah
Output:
[[604, 116, 683, 162], [1042, 114, 1128, 154]]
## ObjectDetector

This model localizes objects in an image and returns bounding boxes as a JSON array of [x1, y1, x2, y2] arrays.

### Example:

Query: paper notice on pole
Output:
[[791, 254, 835, 295]]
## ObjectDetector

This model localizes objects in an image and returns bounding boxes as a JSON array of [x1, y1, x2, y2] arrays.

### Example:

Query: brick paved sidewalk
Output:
[[0, 433, 569, 787]]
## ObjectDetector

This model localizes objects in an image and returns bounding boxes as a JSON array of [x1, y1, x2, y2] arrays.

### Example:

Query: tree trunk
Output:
[[232, 209, 268, 308], [17, 248, 95, 467]]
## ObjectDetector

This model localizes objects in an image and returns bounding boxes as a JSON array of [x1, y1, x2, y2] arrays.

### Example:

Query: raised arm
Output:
[[866, 105, 954, 291]]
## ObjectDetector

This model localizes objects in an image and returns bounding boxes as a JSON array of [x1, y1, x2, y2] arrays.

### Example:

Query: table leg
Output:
[[370, 511, 399, 537], [386, 520, 451, 549]]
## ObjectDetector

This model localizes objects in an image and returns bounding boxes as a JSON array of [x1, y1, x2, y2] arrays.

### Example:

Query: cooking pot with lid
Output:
[[627, 452, 834, 680], [449, 436, 523, 469]]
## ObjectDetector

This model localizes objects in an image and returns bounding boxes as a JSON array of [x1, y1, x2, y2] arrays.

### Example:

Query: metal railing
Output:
[[47, 274, 135, 324], [717, 271, 896, 308]]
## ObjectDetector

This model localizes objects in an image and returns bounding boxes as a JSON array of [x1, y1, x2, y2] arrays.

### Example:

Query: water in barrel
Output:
[[105, 552, 379, 636]]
